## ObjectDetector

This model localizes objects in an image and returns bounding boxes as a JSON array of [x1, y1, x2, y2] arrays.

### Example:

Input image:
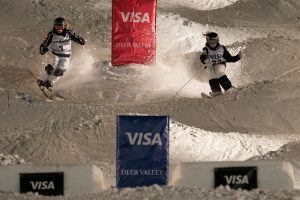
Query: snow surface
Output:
[[160, 0, 239, 10], [1, 0, 300, 199]]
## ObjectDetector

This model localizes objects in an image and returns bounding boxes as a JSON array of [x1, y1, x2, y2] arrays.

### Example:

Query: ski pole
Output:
[[82, 45, 94, 61], [82, 45, 89, 57], [174, 75, 195, 96], [43, 52, 49, 66]]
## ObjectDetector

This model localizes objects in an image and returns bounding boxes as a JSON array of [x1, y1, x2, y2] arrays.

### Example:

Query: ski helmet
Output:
[[54, 17, 66, 27], [206, 32, 219, 45]]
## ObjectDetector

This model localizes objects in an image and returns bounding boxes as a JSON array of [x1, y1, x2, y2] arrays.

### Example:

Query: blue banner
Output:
[[116, 115, 169, 188]]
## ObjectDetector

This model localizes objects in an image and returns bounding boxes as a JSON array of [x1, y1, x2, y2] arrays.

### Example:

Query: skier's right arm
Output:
[[39, 31, 53, 55], [200, 47, 208, 66], [200, 47, 209, 69]]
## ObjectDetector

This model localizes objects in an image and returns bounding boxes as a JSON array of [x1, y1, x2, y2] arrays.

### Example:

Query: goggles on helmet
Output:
[[55, 24, 64, 29], [207, 39, 218, 45]]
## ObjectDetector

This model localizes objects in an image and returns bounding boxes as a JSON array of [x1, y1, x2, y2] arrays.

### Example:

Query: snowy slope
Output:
[[0, 0, 300, 199]]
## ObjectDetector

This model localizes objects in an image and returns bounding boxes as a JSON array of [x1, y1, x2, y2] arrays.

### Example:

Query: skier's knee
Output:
[[45, 64, 54, 75], [209, 78, 222, 93], [54, 68, 65, 77], [219, 75, 232, 91]]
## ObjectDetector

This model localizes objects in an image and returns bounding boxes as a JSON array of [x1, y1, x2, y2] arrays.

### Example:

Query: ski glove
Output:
[[40, 44, 49, 55], [78, 38, 85, 45]]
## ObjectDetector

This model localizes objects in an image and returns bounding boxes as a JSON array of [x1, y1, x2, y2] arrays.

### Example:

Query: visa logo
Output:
[[30, 181, 55, 190], [125, 132, 162, 145], [210, 54, 222, 59], [120, 12, 150, 23], [224, 175, 249, 184]]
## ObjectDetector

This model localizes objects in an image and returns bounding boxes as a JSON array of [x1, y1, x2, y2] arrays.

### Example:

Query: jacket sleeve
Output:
[[200, 47, 208, 64], [39, 31, 53, 54], [223, 46, 240, 62], [68, 30, 85, 44], [41, 31, 53, 47]]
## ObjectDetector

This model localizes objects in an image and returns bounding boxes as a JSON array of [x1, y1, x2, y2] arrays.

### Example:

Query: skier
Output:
[[200, 32, 242, 96], [38, 17, 85, 91]]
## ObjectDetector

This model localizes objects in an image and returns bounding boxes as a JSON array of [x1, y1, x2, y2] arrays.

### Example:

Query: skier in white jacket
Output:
[[38, 17, 85, 90], [200, 32, 242, 96]]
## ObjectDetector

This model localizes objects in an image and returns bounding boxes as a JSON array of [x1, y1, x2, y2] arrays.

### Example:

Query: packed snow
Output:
[[0, 0, 300, 199]]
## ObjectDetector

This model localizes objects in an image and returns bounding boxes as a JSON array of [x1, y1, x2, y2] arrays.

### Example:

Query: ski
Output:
[[201, 87, 238, 99], [28, 70, 64, 101], [201, 92, 211, 98]]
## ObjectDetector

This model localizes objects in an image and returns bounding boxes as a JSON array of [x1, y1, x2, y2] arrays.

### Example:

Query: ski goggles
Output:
[[207, 39, 219, 45], [54, 24, 64, 30]]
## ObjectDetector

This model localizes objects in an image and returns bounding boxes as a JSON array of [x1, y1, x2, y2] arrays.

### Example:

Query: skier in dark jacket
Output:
[[38, 17, 85, 91], [200, 32, 242, 96]]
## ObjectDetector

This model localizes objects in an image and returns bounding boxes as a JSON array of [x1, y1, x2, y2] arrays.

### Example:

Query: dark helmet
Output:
[[206, 32, 219, 45], [54, 17, 66, 26]]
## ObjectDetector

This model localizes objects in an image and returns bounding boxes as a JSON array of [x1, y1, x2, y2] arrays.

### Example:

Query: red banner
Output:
[[112, 0, 156, 66]]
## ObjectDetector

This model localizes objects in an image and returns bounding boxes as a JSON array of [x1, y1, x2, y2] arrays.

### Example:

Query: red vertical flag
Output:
[[112, 0, 157, 66]]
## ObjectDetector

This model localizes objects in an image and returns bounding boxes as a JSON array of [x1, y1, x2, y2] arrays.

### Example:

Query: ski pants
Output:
[[207, 63, 232, 92], [41, 54, 70, 84]]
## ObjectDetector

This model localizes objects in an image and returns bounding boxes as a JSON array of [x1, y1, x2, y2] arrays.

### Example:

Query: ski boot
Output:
[[44, 80, 53, 91], [37, 79, 53, 91], [37, 79, 46, 89]]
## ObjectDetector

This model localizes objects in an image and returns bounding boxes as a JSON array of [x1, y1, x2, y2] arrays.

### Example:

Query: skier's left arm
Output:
[[68, 30, 86, 45], [223, 46, 242, 62]]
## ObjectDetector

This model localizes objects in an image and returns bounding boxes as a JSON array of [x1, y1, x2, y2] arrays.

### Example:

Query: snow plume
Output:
[[54, 46, 99, 90], [137, 60, 210, 98], [123, 13, 211, 98]]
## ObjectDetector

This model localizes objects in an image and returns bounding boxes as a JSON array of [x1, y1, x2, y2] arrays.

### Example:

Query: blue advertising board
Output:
[[116, 115, 169, 188]]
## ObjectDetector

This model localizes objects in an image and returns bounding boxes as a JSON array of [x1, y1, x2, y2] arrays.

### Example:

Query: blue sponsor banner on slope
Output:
[[116, 115, 169, 188]]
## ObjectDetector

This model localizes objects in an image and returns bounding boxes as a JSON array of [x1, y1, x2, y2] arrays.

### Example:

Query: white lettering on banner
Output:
[[139, 169, 164, 176], [125, 132, 162, 145], [224, 175, 249, 184], [120, 12, 150, 23], [121, 169, 139, 175], [120, 169, 164, 176], [116, 42, 151, 48], [30, 181, 55, 190]]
